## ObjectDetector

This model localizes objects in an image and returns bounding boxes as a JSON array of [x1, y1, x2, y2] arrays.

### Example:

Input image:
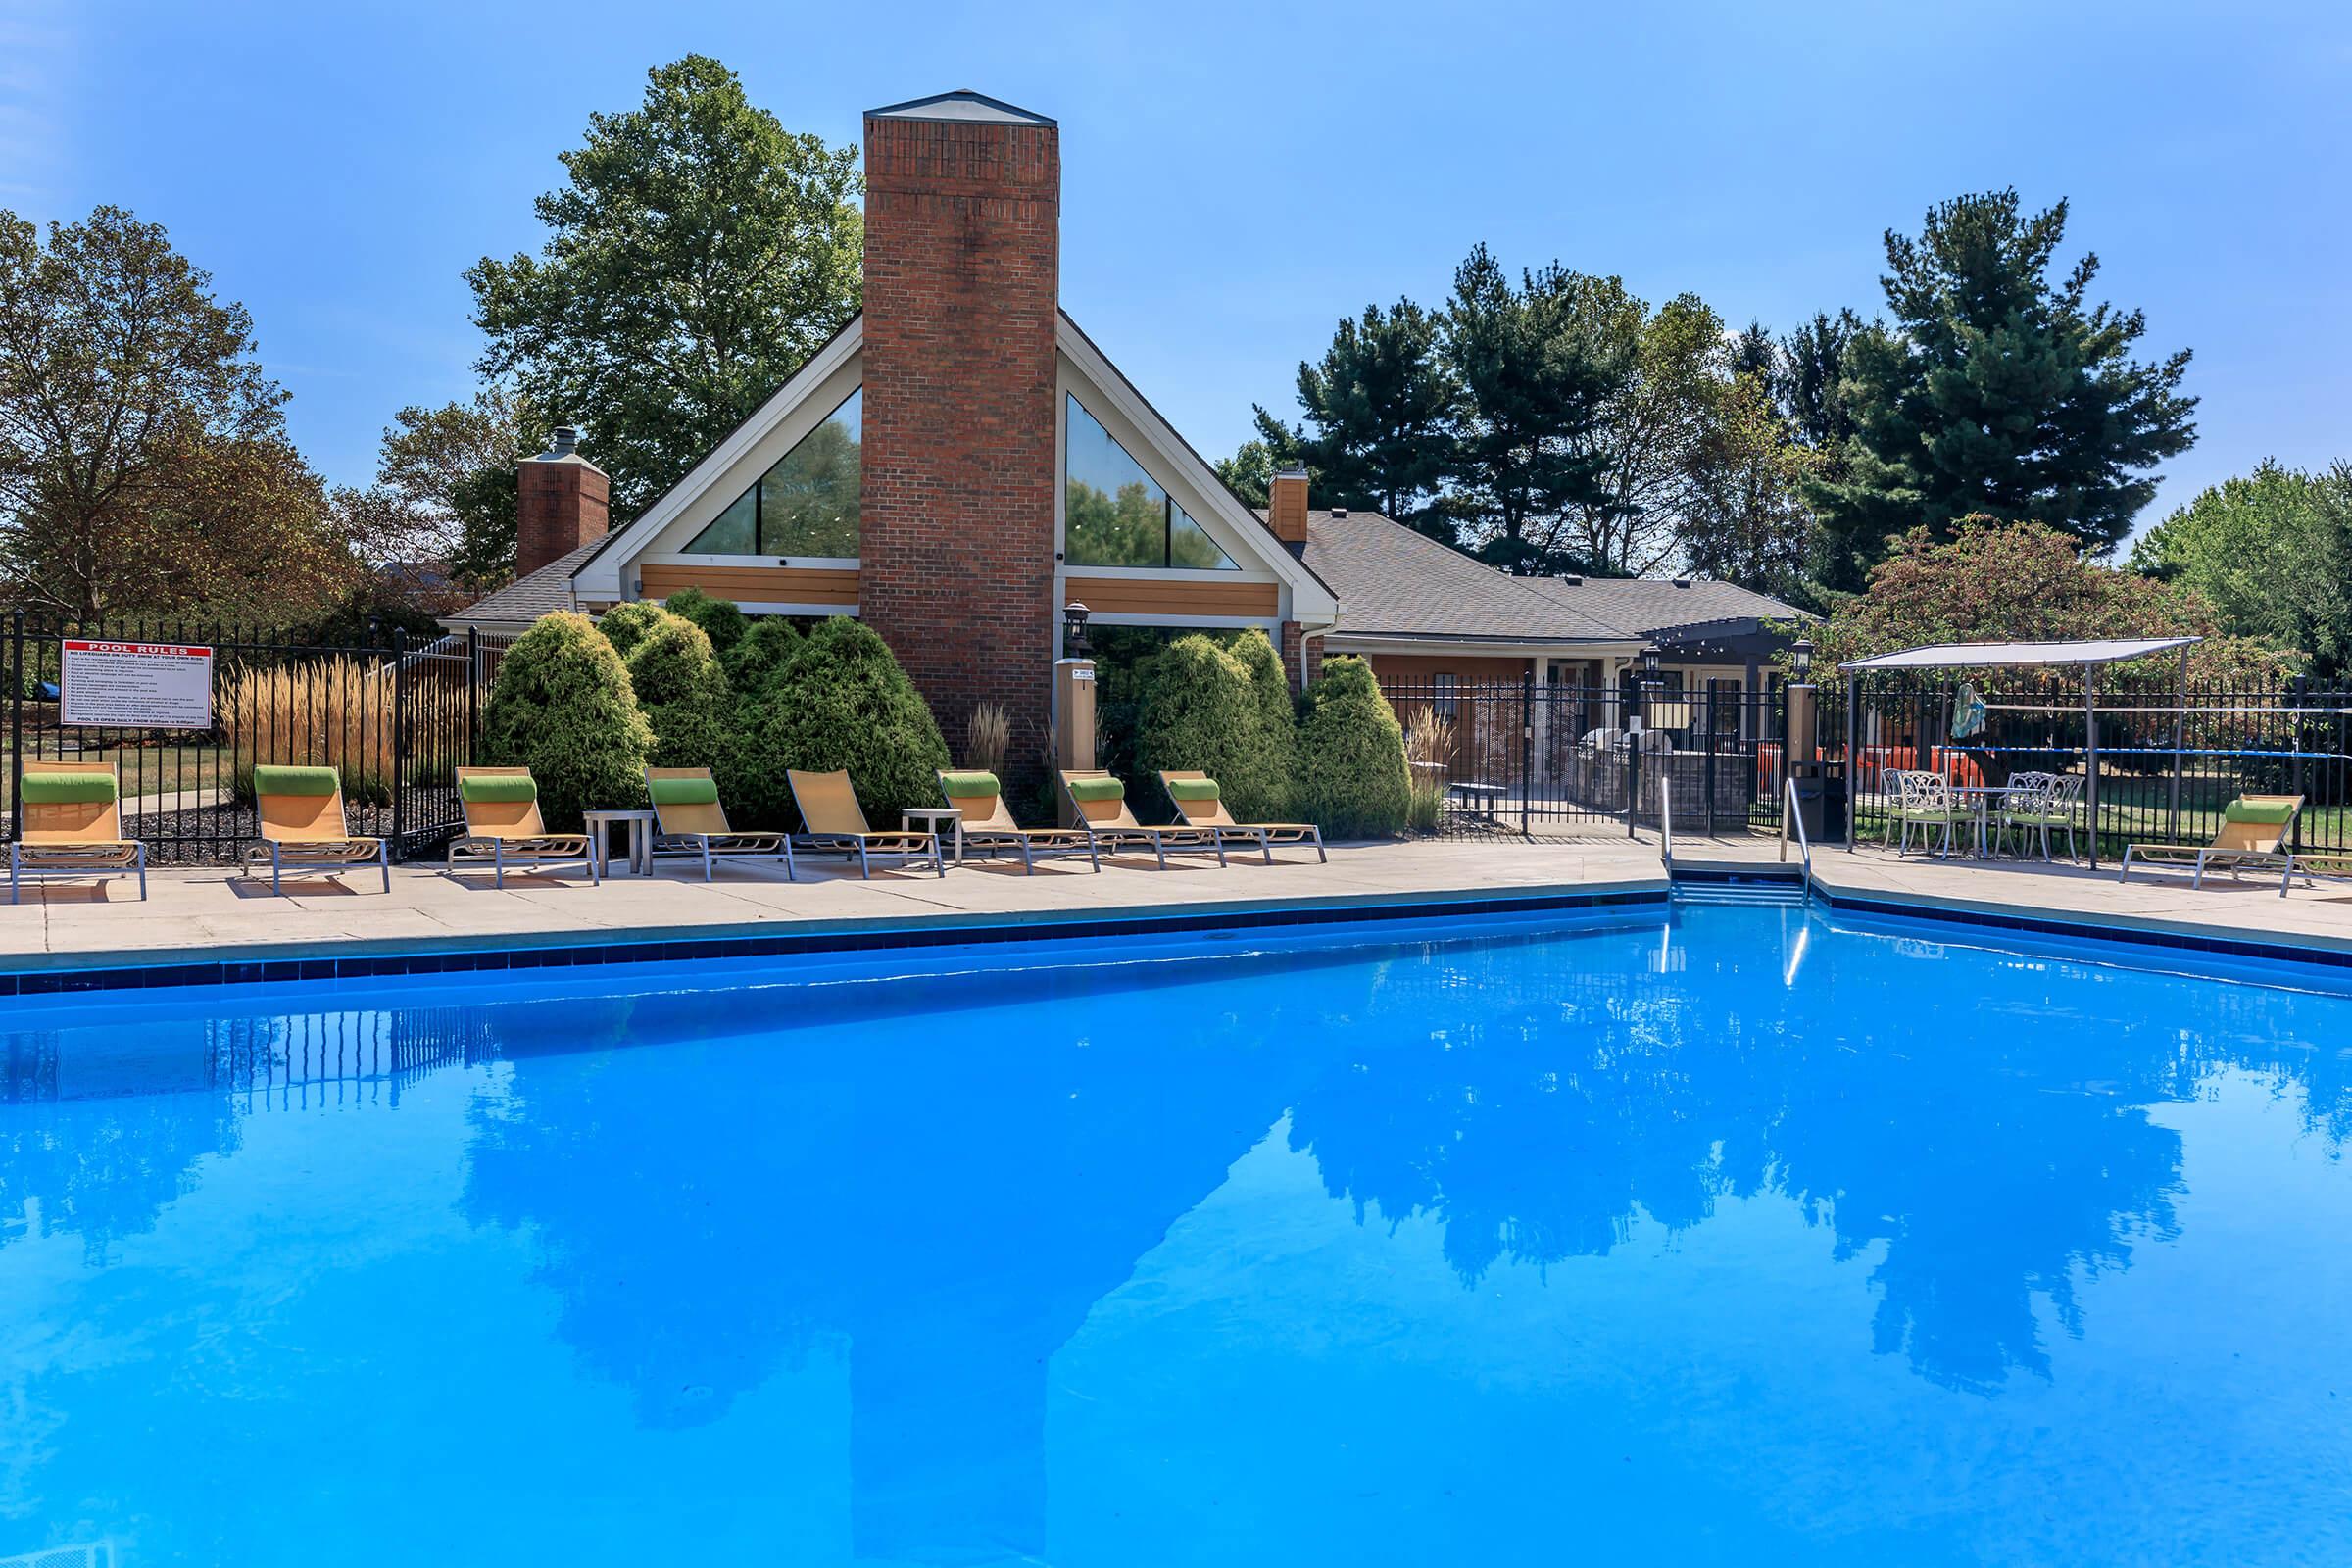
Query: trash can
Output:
[[1790, 760, 1847, 844]]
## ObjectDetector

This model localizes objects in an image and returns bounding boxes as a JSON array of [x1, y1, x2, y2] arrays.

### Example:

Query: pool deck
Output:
[[1, 833, 2347, 982]]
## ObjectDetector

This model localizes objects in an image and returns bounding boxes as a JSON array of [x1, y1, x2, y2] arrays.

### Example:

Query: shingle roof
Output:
[[1522, 573, 1799, 639], [439, 540, 600, 630], [1297, 512, 1635, 642]]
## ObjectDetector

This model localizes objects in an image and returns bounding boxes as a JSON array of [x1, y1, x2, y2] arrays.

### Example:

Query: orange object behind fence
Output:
[[1852, 746, 1985, 792]]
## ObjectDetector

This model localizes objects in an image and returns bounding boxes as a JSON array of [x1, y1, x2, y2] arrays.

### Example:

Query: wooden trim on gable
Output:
[[639, 564, 859, 607], [1063, 575, 1281, 619]]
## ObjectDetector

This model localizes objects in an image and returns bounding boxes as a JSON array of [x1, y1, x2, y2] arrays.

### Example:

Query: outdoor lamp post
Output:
[[1062, 601, 1092, 660], [1791, 638, 1814, 681]]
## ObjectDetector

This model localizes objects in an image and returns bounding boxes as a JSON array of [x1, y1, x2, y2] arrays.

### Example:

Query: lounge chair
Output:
[[11, 760, 145, 903], [2121, 795, 2303, 889], [445, 766, 599, 888], [646, 766, 795, 881], [936, 770, 1099, 873], [1059, 769, 1227, 869], [785, 768, 939, 878], [242, 764, 389, 894], [1158, 771, 1328, 863]]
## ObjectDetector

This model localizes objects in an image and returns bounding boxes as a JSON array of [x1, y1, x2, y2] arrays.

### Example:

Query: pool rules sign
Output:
[[59, 640, 215, 729]]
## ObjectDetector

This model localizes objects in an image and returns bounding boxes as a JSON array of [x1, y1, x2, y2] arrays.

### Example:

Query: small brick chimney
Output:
[[1268, 466, 1309, 557], [859, 90, 1061, 771], [515, 426, 609, 579]]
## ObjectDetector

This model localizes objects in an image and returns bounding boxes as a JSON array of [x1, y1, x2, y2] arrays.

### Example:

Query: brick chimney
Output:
[[1268, 466, 1309, 557], [515, 426, 609, 579], [859, 91, 1060, 769]]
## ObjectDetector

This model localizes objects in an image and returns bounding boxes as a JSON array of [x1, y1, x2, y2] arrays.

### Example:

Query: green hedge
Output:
[[663, 587, 748, 657], [728, 616, 951, 827], [594, 601, 668, 660], [617, 607, 731, 772], [478, 611, 654, 830], [722, 616, 803, 697], [1294, 656, 1409, 838], [1132, 633, 1293, 824], [1224, 629, 1298, 817]]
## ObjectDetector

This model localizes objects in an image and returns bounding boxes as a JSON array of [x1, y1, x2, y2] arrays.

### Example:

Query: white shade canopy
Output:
[[1838, 636, 2200, 672]]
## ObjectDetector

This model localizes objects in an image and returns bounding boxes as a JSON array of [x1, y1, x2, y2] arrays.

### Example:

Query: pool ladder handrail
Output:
[[1780, 772, 1812, 895], [1658, 771, 1672, 871]]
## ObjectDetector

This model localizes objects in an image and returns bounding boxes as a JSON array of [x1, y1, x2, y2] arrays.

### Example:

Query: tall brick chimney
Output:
[[859, 91, 1060, 770], [515, 427, 610, 579], [1268, 466, 1309, 556]]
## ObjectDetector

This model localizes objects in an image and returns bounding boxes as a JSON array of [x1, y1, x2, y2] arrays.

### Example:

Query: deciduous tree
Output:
[[2131, 460, 2352, 678], [0, 205, 356, 622], [468, 55, 863, 518]]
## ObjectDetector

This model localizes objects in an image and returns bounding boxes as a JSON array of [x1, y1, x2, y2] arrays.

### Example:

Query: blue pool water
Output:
[[3, 906, 2351, 1566]]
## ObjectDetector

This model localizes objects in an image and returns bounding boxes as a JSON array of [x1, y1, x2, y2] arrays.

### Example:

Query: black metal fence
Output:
[[1380, 677, 1788, 838], [1831, 672, 2351, 859], [2, 614, 512, 865]]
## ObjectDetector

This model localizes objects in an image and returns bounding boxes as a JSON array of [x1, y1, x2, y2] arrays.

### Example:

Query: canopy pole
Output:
[[2167, 644, 2187, 843], [2084, 662, 2100, 871]]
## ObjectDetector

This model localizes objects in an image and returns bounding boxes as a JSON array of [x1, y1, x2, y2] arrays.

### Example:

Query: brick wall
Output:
[[859, 108, 1061, 787], [1278, 620, 1325, 692]]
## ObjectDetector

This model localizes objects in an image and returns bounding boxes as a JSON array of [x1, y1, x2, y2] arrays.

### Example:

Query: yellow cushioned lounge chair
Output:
[[11, 760, 145, 902], [243, 764, 389, 894], [936, 770, 1099, 873], [646, 766, 794, 881], [1158, 771, 1327, 864], [1058, 769, 1226, 869], [785, 768, 939, 878], [445, 766, 599, 888], [2120, 794, 2302, 889]]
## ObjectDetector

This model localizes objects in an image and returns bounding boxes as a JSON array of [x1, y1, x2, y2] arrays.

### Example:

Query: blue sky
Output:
[[8, 0, 2347, 541]]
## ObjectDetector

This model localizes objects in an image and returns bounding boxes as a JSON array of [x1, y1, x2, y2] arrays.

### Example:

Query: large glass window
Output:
[[1064, 394, 1238, 570], [685, 389, 861, 557]]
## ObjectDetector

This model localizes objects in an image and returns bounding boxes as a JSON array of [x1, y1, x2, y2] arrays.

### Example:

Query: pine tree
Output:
[[1810, 191, 2195, 591], [1259, 299, 1458, 540]]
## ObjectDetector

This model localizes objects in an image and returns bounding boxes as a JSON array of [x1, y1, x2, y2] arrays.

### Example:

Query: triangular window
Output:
[[1064, 395, 1238, 570], [685, 390, 861, 557]]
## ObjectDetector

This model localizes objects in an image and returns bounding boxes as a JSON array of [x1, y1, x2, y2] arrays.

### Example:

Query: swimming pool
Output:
[[3, 904, 2349, 1566]]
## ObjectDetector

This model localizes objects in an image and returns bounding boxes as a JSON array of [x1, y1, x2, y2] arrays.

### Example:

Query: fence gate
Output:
[[1381, 676, 1787, 838], [4, 614, 508, 866]]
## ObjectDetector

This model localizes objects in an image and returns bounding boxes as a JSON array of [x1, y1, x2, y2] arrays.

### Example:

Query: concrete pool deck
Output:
[[1, 834, 2347, 982]]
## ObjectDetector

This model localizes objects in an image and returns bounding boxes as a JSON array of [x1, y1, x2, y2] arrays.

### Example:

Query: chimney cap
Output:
[[1272, 465, 1309, 482], [548, 426, 579, 456], [867, 90, 1056, 126]]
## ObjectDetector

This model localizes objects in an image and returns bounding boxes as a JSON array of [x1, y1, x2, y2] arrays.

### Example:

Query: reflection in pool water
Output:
[[2, 906, 2349, 1565]]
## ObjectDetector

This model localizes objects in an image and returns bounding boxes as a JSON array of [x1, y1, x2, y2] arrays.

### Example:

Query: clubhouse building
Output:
[[448, 91, 1799, 754]]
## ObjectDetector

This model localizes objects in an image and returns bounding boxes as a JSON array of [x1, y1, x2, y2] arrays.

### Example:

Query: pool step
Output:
[[1670, 869, 1810, 906]]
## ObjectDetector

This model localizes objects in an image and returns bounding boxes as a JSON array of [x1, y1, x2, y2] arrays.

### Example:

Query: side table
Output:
[[901, 807, 962, 865], [582, 808, 658, 877]]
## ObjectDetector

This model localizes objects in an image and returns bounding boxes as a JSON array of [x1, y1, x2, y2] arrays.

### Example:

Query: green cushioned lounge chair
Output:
[[11, 760, 145, 902], [1157, 771, 1326, 864], [2121, 794, 2302, 889], [243, 763, 389, 894], [648, 766, 795, 881], [444, 766, 599, 888], [935, 770, 1098, 873]]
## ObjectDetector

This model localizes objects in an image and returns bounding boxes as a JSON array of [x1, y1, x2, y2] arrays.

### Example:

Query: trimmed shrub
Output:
[[728, 616, 951, 827], [1295, 656, 1410, 838], [722, 615, 803, 698], [1132, 633, 1293, 823], [1224, 629, 1298, 816], [594, 601, 668, 660], [663, 587, 747, 657], [621, 608, 731, 772], [478, 611, 654, 830]]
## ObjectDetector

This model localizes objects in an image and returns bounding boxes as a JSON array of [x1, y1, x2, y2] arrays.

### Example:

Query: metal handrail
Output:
[[1658, 766, 1672, 869], [1780, 772, 1812, 889]]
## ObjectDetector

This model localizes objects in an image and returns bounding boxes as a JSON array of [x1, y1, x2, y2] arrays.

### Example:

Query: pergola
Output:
[[1837, 636, 2204, 869]]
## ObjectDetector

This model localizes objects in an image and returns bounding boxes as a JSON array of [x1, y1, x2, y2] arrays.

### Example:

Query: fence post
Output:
[[1519, 669, 1533, 838], [6, 612, 20, 844], [2291, 674, 2310, 855], [390, 625, 408, 861], [1625, 682, 1641, 840], [1703, 684, 1718, 833], [466, 626, 480, 765]]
